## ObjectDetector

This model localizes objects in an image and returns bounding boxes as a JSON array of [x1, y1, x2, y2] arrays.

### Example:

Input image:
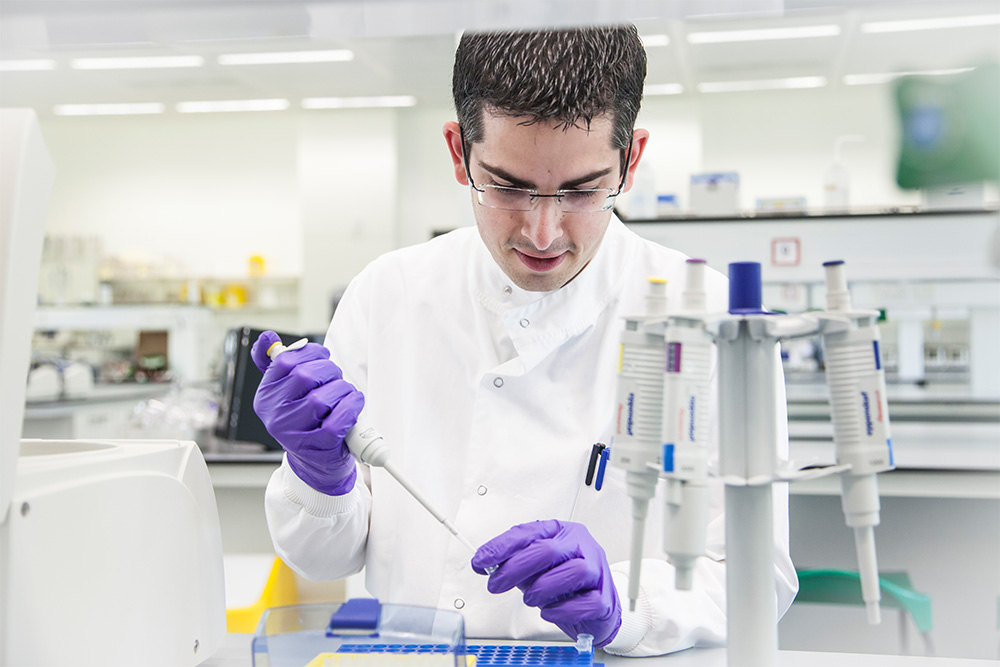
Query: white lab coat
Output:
[[264, 216, 798, 656]]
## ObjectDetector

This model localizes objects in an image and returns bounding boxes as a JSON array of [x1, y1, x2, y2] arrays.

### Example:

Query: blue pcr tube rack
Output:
[[252, 599, 602, 667]]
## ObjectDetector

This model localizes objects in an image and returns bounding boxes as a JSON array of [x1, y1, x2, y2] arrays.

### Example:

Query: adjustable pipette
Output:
[[662, 259, 712, 591], [820, 261, 894, 625], [266, 338, 481, 560], [611, 278, 668, 612]]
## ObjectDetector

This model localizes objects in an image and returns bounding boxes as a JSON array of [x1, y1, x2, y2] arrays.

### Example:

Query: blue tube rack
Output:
[[337, 643, 601, 666]]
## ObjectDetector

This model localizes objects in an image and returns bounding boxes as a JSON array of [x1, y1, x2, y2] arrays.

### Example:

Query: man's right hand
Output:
[[251, 330, 364, 496]]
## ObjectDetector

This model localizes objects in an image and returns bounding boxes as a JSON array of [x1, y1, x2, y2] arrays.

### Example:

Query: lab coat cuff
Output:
[[603, 569, 653, 655], [281, 456, 361, 517]]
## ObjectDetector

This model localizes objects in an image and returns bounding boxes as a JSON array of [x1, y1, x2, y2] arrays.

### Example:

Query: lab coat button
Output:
[[477, 485, 487, 496], [519, 318, 530, 328], [493, 377, 503, 388], [454, 598, 465, 609], [503, 285, 512, 295]]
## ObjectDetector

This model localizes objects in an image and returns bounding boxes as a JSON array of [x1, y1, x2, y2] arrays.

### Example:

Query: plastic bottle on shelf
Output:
[[824, 135, 864, 213], [629, 159, 659, 219]]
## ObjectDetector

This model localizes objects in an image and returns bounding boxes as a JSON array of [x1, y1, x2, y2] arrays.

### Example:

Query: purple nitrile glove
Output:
[[251, 330, 364, 496], [472, 520, 622, 649]]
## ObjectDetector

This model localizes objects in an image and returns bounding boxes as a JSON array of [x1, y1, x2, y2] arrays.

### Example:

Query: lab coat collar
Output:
[[470, 215, 635, 372]]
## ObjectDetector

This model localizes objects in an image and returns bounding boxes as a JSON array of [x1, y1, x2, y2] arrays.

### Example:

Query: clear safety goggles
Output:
[[460, 128, 633, 214]]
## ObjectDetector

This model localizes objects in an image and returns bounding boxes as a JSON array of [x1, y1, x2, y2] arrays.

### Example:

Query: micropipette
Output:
[[266, 338, 482, 560], [611, 278, 668, 612], [662, 259, 712, 592], [820, 261, 894, 625]]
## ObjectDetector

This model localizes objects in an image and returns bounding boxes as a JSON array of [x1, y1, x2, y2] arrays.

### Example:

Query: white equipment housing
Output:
[[0, 108, 226, 666]]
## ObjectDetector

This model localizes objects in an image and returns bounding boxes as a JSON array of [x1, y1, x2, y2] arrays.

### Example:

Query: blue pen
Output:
[[595, 446, 610, 491]]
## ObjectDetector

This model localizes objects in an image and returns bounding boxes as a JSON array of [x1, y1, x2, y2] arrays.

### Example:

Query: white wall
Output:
[[35, 82, 997, 314], [298, 109, 398, 333], [394, 102, 472, 248], [41, 113, 301, 278]]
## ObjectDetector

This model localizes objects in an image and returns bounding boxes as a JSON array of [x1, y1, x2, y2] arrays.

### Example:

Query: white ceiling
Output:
[[0, 0, 998, 114]]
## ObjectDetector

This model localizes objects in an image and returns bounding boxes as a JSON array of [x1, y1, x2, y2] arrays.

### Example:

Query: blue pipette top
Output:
[[728, 261, 769, 314]]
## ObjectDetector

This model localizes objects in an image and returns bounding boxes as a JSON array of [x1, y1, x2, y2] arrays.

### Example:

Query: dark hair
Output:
[[453, 25, 647, 155]]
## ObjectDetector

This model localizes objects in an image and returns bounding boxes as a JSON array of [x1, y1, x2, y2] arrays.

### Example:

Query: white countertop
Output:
[[201, 634, 999, 666]]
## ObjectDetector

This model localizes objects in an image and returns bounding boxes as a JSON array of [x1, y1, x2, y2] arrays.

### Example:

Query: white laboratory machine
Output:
[[612, 259, 894, 666], [0, 109, 226, 666]]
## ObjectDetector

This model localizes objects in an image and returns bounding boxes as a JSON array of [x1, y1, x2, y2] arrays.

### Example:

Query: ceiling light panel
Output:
[[687, 25, 841, 44], [176, 99, 290, 113], [861, 14, 1000, 33], [53, 103, 166, 116], [844, 67, 976, 85], [639, 34, 670, 47], [301, 96, 417, 109], [644, 83, 684, 95], [218, 50, 354, 65], [0, 60, 57, 72], [70, 56, 205, 70], [697, 76, 827, 93]]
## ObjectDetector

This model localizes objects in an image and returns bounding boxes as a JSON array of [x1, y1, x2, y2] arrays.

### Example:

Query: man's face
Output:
[[447, 113, 641, 292]]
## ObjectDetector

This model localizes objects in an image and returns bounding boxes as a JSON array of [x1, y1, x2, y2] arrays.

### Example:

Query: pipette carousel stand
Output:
[[709, 261, 894, 666], [714, 262, 783, 665]]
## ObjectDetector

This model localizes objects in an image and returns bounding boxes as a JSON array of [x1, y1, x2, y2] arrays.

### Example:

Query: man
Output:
[[253, 25, 797, 656]]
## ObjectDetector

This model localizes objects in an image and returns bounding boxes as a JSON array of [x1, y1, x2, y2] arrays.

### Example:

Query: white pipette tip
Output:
[[575, 633, 594, 655], [674, 565, 694, 591], [450, 525, 497, 574], [866, 601, 882, 625], [454, 531, 476, 554]]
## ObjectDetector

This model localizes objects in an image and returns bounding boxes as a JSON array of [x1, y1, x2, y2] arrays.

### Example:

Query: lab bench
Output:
[[201, 634, 999, 666], [204, 452, 999, 659]]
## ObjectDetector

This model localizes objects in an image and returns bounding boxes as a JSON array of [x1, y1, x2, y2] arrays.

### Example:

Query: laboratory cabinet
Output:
[[624, 208, 1000, 398], [21, 383, 171, 440]]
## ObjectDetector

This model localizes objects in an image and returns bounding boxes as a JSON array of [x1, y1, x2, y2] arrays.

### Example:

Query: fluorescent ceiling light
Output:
[[639, 34, 670, 47], [861, 14, 1000, 33], [844, 67, 976, 85], [53, 103, 166, 116], [644, 83, 684, 95], [218, 50, 354, 65], [177, 99, 290, 113], [697, 76, 827, 93], [70, 56, 204, 70], [301, 96, 417, 109], [688, 25, 840, 43], [0, 59, 57, 72]]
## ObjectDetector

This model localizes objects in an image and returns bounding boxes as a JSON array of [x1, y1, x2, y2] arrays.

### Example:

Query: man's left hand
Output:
[[472, 520, 622, 648]]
